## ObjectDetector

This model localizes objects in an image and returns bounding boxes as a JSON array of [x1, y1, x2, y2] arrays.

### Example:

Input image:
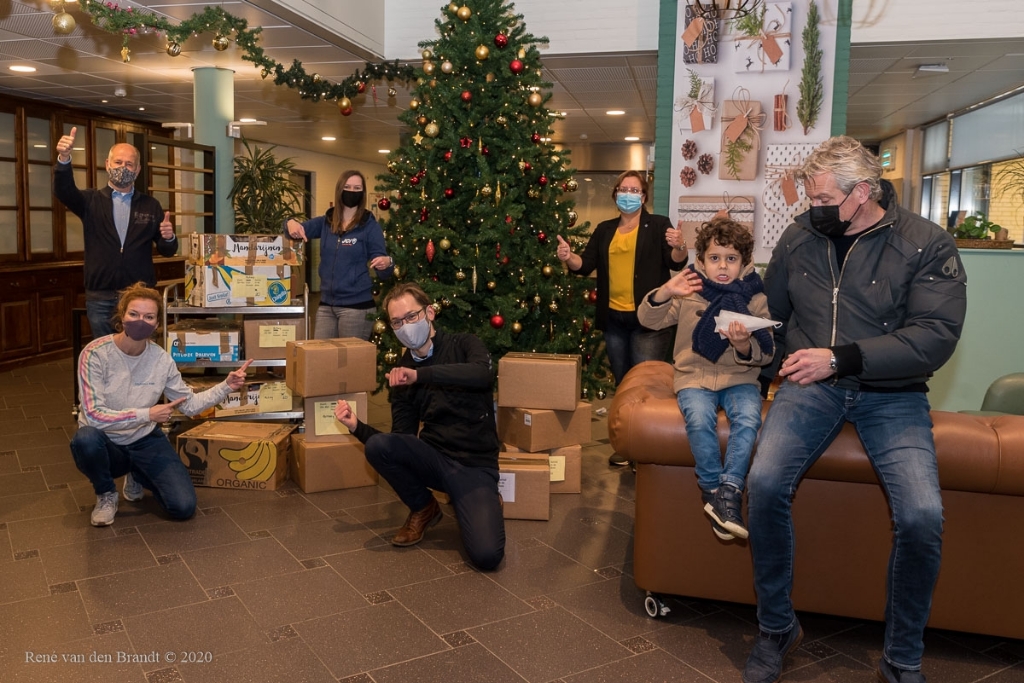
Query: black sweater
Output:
[[54, 161, 177, 295], [351, 328, 500, 469]]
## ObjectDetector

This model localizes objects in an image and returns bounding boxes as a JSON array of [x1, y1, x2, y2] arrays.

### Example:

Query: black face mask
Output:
[[340, 190, 363, 208], [809, 188, 861, 237]]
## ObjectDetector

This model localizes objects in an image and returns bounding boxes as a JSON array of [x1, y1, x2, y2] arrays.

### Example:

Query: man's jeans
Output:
[[604, 309, 672, 385], [676, 384, 762, 493], [86, 298, 118, 338], [70, 425, 197, 520], [747, 381, 943, 669]]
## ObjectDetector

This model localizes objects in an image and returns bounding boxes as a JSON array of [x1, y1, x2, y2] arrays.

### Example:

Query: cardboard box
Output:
[[504, 443, 582, 494], [166, 320, 241, 363], [498, 455, 550, 520], [302, 392, 368, 443], [243, 318, 307, 361], [290, 434, 378, 493], [185, 262, 296, 307], [177, 421, 294, 491], [497, 352, 581, 411], [285, 338, 377, 396], [497, 402, 592, 452], [188, 233, 304, 267], [183, 376, 294, 417]]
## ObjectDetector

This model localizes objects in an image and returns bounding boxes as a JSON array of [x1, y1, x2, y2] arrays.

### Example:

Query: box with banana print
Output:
[[176, 422, 295, 490]]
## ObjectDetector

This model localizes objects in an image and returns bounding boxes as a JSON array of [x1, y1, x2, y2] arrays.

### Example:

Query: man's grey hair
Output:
[[797, 135, 883, 201]]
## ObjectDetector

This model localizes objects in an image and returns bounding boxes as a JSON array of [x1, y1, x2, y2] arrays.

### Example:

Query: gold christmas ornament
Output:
[[373, 320, 387, 335], [518, 275, 526, 285], [475, 45, 490, 61], [409, 98, 420, 110], [423, 61, 436, 76], [497, 115, 508, 125], [416, 115, 429, 126], [542, 265, 554, 277], [486, 73, 496, 83], [311, 73, 322, 83], [455, 270, 467, 281], [338, 96, 352, 111], [120, 45, 130, 63], [388, 87, 397, 97], [387, 160, 399, 172], [50, 0, 66, 9], [528, 188, 539, 199], [457, 5, 472, 21], [512, 322, 523, 334], [518, 47, 526, 59], [212, 35, 230, 51], [448, 2, 459, 12], [392, 265, 402, 279], [549, 301, 559, 313], [425, 122, 440, 138], [480, 184, 493, 197], [166, 42, 182, 57], [384, 351, 399, 364], [422, 49, 433, 60], [429, 79, 437, 88], [439, 238, 451, 250], [52, 9, 76, 33], [486, 281, 497, 291], [566, 178, 579, 192], [519, 300, 528, 309], [533, 295, 542, 305], [441, 60, 454, 74], [528, 92, 543, 107], [597, 388, 608, 400]]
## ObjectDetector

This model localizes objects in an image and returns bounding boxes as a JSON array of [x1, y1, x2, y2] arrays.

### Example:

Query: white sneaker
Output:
[[91, 491, 119, 526], [123, 472, 144, 502]]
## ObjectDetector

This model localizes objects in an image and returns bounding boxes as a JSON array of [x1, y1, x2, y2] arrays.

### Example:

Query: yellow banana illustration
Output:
[[221, 441, 260, 471], [219, 441, 277, 481]]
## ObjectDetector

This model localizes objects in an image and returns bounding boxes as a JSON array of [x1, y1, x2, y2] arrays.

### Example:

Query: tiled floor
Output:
[[1, 358, 1022, 683]]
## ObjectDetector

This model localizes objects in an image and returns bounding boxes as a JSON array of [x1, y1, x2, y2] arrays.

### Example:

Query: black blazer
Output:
[[572, 209, 687, 330]]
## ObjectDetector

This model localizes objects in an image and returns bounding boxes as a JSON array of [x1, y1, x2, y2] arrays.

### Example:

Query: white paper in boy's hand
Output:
[[714, 310, 783, 338]]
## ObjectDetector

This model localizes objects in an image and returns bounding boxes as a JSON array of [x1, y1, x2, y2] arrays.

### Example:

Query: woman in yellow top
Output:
[[557, 171, 688, 462]]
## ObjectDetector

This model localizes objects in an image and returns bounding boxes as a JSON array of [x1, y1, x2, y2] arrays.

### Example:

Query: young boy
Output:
[[637, 217, 773, 540]]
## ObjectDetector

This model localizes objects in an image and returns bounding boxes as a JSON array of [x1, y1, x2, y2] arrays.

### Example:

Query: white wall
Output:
[[384, 0, 660, 59], [850, 0, 1024, 43]]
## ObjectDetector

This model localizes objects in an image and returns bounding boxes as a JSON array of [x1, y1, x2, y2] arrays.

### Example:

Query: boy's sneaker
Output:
[[91, 491, 119, 527], [700, 490, 734, 541], [877, 659, 927, 683], [122, 472, 144, 502], [705, 483, 749, 539], [742, 622, 804, 683]]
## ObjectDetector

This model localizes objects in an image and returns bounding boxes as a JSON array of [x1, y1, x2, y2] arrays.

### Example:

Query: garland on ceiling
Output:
[[54, 0, 416, 112]]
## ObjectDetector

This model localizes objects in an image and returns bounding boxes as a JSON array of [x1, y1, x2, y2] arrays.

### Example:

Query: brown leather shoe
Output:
[[391, 498, 443, 547]]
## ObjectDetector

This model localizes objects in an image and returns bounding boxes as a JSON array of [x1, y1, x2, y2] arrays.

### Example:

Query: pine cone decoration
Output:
[[697, 153, 714, 175], [679, 166, 697, 188], [681, 139, 698, 160]]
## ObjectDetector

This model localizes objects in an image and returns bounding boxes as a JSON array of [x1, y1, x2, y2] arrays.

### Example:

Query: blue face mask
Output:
[[616, 192, 642, 214]]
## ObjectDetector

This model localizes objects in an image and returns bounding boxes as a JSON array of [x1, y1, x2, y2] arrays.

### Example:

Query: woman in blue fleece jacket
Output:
[[285, 170, 394, 340]]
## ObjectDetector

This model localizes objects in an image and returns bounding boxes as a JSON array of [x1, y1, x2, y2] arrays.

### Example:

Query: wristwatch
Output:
[[829, 352, 838, 374]]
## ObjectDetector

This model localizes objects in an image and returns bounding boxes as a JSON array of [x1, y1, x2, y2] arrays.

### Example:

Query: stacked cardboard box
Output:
[[176, 421, 295, 490], [184, 234, 304, 308], [182, 375, 293, 418], [166, 320, 241, 363], [496, 353, 590, 519], [284, 338, 379, 493]]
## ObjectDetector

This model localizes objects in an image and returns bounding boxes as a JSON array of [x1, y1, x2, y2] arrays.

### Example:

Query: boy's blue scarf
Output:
[[691, 268, 773, 362]]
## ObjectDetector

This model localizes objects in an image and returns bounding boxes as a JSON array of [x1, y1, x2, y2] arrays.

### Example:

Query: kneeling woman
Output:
[[71, 282, 251, 526]]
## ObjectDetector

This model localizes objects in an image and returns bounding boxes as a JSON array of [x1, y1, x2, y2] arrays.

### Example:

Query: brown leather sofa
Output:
[[609, 361, 1024, 640]]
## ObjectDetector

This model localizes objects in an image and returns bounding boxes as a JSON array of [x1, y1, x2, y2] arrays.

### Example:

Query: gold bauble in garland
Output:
[[512, 322, 523, 334], [424, 122, 439, 138], [457, 5, 472, 21], [542, 265, 554, 277], [528, 92, 543, 107], [338, 97, 352, 111], [53, 11, 75, 34], [212, 36, 230, 51], [475, 45, 490, 61], [423, 61, 436, 76], [373, 320, 387, 335], [166, 42, 182, 57], [486, 281, 497, 291], [388, 87, 397, 97], [441, 60, 454, 74], [409, 98, 420, 110], [439, 238, 451, 250], [455, 270, 467, 281], [311, 73, 322, 83]]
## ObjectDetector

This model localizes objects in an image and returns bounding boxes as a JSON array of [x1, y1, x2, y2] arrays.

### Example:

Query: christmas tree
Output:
[[372, 0, 610, 398]]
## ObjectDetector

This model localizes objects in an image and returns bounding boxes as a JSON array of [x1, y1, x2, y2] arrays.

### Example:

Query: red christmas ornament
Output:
[[537, 175, 548, 187], [356, 81, 367, 94], [409, 175, 420, 186], [444, 150, 452, 161], [377, 197, 391, 211], [417, 169, 426, 178], [490, 314, 505, 329], [502, 256, 510, 265], [461, 90, 472, 102], [482, 146, 489, 155], [426, 239, 436, 263], [531, 133, 541, 143], [561, 183, 567, 191], [522, 162, 532, 172], [494, 33, 508, 48], [460, 137, 472, 148], [419, 207, 429, 223], [340, 107, 353, 117], [505, 215, 513, 223], [432, 275, 440, 281], [588, 289, 598, 303], [444, 187, 455, 199], [509, 59, 524, 74], [537, 232, 547, 244], [583, 319, 591, 333]]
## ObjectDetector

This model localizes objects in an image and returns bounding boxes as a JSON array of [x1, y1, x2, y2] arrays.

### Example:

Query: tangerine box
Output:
[[188, 233, 304, 267]]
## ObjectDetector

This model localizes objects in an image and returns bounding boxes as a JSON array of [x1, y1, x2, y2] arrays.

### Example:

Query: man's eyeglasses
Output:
[[616, 187, 643, 195], [389, 307, 427, 330]]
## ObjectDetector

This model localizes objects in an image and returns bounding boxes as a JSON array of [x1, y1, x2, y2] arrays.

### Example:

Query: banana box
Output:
[[290, 434, 378, 493], [184, 262, 296, 307], [176, 422, 294, 490], [188, 233, 304, 267]]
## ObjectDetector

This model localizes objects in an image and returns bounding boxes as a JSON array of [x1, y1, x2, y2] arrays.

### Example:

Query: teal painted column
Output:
[[653, 0, 678, 216], [193, 67, 235, 234], [831, 0, 852, 135]]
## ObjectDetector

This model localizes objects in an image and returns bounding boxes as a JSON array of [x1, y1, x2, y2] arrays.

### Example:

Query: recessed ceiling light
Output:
[[9, 65, 36, 73], [378, 149, 390, 154], [239, 118, 257, 123], [624, 136, 640, 141], [33, 144, 47, 149], [606, 110, 625, 116], [138, 107, 145, 111], [321, 136, 336, 141], [540, 137, 551, 142], [101, 99, 108, 103], [584, 178, 592, 182]]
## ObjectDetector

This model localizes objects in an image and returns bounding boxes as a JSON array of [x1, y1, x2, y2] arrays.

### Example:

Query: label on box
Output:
[[549, 455, 566, 482], [230, 273, 268, 300], [259, 325, 296, 348], [313, 398, 358, 437], [523, 414, 532, 426], [258, 382, 292, 413], [497, 472, 516, 503]]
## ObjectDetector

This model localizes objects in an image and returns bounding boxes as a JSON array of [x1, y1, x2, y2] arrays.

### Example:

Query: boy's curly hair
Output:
[[694, 216, 754, 266]]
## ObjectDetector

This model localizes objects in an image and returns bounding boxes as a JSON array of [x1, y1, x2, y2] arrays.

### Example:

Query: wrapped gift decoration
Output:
[[675, 75, 716, 133], [676, 194, 755, 246], [732, 2, 792, 73], [682, 4, 719, 64], [718, 92, 766, 181], [761, 143, 820, 249]]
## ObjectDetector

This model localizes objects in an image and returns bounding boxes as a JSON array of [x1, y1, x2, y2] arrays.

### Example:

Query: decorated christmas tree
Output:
[[373, 0, 610, 398]]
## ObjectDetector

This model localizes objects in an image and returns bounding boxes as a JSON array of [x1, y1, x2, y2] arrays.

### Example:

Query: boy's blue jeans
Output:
[[676, 383, 763, 493]]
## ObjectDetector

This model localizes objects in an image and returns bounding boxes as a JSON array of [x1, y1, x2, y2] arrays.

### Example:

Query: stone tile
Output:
[[39, 534, 156, 584], [168, 637, 336, 683], [0, 489, 81, 524], [370, 642, 524, 683], [7, 510, 114, 551], [38, 460, 90, 488], [0, 416, 47, 436], [468, 606, 631, 683], [0, 408, 26, 423], [136, 513, 248, 556], [294, 601, 447, 679], [268, 513, 385, 560], [180, 537, 304, 589], [220, 493, 330, 532], [389, 571, 533, 634], [77, 562, 208, 624], [299, 484, 399, 514], [0, 451, 20, 475], [486, 541, 603, 600], [20, 402, 79, 419], [191, 485, 287, 510], [562, 649, 710, 683], [0, 591, 94, 661], [984, 663, 1024, 682], [323, 544, 452, 594], [125, 596, 265, 670], [3, 428, 70, 450], [231, 565, 367, 629], [341, 497, 432, 536], [16, 443, 77, 468], [0, 524, 11, 564], [0, 555, 50, 604], [2, 631, 147, 683]]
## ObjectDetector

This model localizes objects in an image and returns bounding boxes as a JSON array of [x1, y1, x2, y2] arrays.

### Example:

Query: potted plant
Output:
[[953, 212, 1012, 249], [995, 153, 1024, 237], [229, 138, 306, 234]]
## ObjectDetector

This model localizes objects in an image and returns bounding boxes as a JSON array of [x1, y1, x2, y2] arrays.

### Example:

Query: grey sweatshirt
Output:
[[77, 335, 233, 445]]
